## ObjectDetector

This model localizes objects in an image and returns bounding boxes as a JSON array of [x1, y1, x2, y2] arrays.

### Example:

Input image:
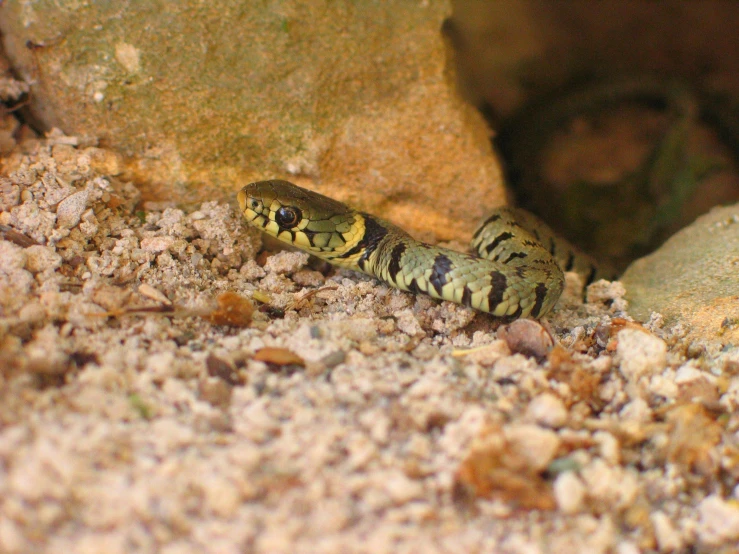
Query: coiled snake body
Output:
[[238, 180, 599, 319]]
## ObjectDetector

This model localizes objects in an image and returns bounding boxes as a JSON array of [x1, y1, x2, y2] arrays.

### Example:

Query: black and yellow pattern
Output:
[[238, 180, 600, 319]]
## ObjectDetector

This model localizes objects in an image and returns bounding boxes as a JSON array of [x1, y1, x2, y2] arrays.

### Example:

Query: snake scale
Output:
[[238, 180, 600, 319]]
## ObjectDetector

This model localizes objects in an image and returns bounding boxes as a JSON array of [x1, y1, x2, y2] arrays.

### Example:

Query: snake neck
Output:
[[321, 212, 407, 273]]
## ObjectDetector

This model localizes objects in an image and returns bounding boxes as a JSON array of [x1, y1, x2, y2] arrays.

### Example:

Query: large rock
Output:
[[621, 203, 739, 343], [0, 0, 506, 243]]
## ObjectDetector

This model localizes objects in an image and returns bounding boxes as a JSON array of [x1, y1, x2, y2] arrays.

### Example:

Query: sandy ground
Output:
[[1, 133, 739, 554]]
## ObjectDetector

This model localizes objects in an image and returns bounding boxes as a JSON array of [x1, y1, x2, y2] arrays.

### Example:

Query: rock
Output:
[[651, 511, 683, 552], [615, 328, 667, 380], [264, 251, 309, 275], [525, 393, 568, 428], [553, 472, 586, 514], [498, 319, 553, 361], [24, 245, 62, 274], [504, 423, 561, 472], [621, 204, 739, 343], [0, 1, 506, 244], [696, 495, 739, 547], [55, 190, 89, 229]]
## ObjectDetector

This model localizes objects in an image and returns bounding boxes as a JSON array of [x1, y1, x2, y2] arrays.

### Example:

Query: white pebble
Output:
[[382, 470, 423, 504], [594, 431, 620, 465], [697, 495, 739, 546], [616, 328, 667, 380], [23, 245, 62, 274], [651, 511, 683, 552], [526, 393, 568, 428], [55, 190, 89, 229], [264, 250, 309, 274], [140, 236, 175, 253], [504, 424, 561, 472], [619, 398, 652, 423], [146, 351, 177, 380], [553, 472, 586, 514]]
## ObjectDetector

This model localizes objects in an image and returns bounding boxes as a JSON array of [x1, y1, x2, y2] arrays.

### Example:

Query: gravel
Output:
[[1, 131, 739, 553]]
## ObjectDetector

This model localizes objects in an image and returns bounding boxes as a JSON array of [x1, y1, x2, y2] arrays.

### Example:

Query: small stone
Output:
[[382, 470, 423, 504], [525, 393, 568, 428], [615, 328, 667, 380], [23, 245, 62, 274], [239, 259, 266, 280], [199, 377, 233, 408], [651, 511, 683, 552], [84, 147, 124, 176], [56, 190, 89, 229], [146, 351, 177, 380], [498, 319, 553, 361], [292, 269, 325, 287], [587, 279, 628, 312], [91, 284, 131, 311], [594, 431, 620, 465], [140, 236, 175, 253], [553, 472, 586, 514], [18, 301, 46, 325], [619, 398, 652, 423], [504, 424, 561, 472], [580, 459, 638, 509], [264, 250, 309, 274], [696, 495, 739, 546]]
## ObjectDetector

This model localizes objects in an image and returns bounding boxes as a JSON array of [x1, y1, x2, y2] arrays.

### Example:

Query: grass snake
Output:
[[238, 180, 601, 319]]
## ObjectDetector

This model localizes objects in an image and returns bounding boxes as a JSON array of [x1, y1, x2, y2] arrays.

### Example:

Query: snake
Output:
[[238, 180, 601, 319]]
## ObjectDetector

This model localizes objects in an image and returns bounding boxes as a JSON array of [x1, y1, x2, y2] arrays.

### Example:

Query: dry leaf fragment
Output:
[[0, 225, 38, 248], [662, 403, 723, 476], [547, 345, 603, 410], [205, 353, 241, 386], [453, 423, 557, 511], [253, 347, 305, 367], [205, 292, 253, 327]]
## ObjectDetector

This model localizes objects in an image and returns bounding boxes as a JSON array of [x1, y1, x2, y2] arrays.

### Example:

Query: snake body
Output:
[[238, 180, 600, 319]]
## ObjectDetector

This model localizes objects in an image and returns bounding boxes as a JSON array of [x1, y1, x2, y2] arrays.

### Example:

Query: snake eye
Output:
[[275, 206, 301, 228]]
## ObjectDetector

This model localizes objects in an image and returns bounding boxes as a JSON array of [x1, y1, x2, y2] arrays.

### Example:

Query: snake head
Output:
[[238, 180, 362, 254]]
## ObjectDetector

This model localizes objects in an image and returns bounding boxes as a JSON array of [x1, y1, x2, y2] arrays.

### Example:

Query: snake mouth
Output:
[[236, 189, 248, 212], [237, 187, 268, 225]]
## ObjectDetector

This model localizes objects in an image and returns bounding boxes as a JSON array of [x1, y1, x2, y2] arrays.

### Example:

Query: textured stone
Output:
[[615, 328, 668, 380], [0, 0, 505, 243], [621, 204, 739, 343], [55, 190, 89, 229]]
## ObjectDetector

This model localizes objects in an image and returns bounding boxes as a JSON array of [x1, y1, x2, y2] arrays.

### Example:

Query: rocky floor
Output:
[[1, 133, 739, 553]]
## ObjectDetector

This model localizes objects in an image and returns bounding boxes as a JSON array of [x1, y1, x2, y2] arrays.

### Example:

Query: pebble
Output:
[[140, 236, 175, 253], [525, 393, 568, 428], [55, 190, 89, 229], [696, 495, 739, 546], [651, 511, 683, 552], [553, 472, 586, 514], [23, 245, 62, 274], [382, 470, 423, 504], [497, 319, 553, 361], [504, 424, 561, 472], [615, 328, 667, 380], [264, 250, 309, 274]]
